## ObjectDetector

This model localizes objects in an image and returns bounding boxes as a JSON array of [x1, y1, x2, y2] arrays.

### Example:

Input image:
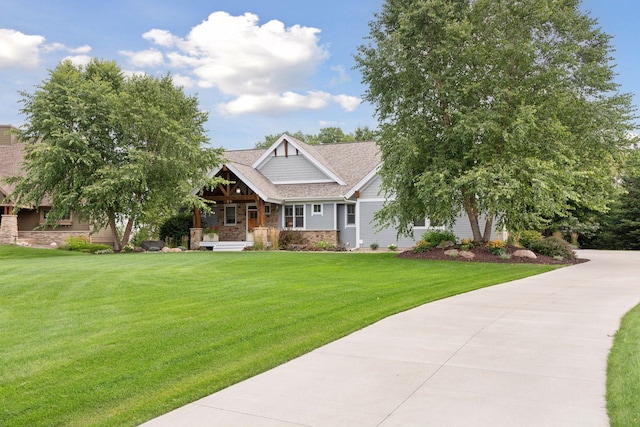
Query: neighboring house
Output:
[[193, 134, 502, 250], [0, 124, 113, 246]]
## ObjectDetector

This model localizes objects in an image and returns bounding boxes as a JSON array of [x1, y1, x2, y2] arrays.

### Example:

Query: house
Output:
[[0, 124, 113, 246], [192, 134, 501, 250]]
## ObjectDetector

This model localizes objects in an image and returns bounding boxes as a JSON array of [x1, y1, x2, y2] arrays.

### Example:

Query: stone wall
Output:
[[0, 215, 18, 244], [17, 230, 92, 246], [299, 230, 340, 246]]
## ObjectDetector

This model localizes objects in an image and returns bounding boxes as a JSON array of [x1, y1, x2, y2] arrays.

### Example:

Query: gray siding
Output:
[[337, 204, 356, 249], [358, 174, 383, 199], [357, 201, 504, 249], [258, 155, 330, 183], [305, 203, 334, 230], [358, 201, 418, 248]]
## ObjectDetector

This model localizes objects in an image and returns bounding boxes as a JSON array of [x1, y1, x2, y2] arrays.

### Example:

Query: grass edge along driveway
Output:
[[607, 302, 640, 427], [0, 246, 558, 426]]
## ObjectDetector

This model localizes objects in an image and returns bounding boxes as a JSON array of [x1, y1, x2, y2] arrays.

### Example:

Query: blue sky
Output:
[[1, 0, 638, 150]]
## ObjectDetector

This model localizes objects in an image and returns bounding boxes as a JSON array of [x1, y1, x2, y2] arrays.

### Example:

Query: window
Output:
[[284, 204, 304, 228], [224, 205, 236, 225], [414, 217, 426, 227], [40, 208, 72, 226], [346, 204, 356, 225], [264, 205, 271, 215], [312, 204, 323, 215]]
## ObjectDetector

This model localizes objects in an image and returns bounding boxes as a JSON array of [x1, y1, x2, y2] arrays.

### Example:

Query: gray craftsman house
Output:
[[191, 134, 501, 250]]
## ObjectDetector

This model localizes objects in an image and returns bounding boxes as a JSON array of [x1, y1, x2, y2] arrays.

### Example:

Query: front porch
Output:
[[190, 165, 280, 250]]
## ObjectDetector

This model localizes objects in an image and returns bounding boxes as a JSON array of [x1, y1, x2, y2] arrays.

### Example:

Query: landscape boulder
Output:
[[141, 240, 165, 250], [513, 249, 537, 259], [459, 250, 475, 259]]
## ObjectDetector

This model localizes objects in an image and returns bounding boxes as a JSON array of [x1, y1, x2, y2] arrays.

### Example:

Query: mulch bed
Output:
[[397, 245, 589, 265]]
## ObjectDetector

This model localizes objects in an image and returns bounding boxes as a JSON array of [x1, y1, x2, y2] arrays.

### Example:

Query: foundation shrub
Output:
[[278, 230, 307, 250], [518, 230, 544, 249], [529, 236, 576, 260]]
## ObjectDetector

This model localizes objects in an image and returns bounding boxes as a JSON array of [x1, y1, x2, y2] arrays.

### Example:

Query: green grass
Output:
[[0, 245, 557, 426], [607, 303, 640, 426]]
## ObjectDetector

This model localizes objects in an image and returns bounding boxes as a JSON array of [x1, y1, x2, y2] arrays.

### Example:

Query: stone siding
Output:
[[0, 215, 18, 244], [299, 230, 340, 247], [17, 230, 93, 246]]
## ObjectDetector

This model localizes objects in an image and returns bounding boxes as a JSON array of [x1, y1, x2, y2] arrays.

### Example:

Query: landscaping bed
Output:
[[397, 244, 589, 265]]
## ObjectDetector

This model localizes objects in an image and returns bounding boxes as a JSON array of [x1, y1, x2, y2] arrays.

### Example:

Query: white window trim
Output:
[[224, 204, 237, 226], [283, 204, 305, 229], [346, 204, 356, 227], [312, 204, 323, 216]]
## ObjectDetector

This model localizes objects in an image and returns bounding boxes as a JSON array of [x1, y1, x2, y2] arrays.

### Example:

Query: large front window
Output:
[[284, 204, 304, 228]]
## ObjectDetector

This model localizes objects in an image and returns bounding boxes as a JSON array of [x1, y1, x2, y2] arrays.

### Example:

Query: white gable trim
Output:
[[252, 134, 346, 186], [345, 163, 381, 199]]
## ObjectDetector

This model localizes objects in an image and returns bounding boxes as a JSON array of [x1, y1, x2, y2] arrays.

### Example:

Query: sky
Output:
[[1, 0, 638, 150]]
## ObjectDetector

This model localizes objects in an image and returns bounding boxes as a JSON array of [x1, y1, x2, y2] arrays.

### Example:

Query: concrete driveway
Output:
[[141, 250, 640, 426]]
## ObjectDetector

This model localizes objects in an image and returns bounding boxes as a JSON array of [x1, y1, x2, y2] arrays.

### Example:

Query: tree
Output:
[[255, 126, 378, 148], [356, 0, 637, 242], [9, 59, 224, 251]]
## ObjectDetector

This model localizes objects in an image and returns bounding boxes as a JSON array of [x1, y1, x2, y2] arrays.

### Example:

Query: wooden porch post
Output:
[[256, 197, 265, 227], [193, 207, 201, 228]]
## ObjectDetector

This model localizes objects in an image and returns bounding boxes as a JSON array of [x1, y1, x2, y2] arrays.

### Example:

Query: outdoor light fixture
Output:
[[236, 188, 242, 194]]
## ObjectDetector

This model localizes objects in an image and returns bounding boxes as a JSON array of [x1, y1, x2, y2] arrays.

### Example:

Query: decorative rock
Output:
[[438, 241, 456, 249], [50, 242, 58, 248], [444, 249, 459, 257], [141, 240, 165, 250], [169, 247, 182, 252], [17, 241, 31, 247], [459, 250, 476, 259], [161, 247, 171, 253], [513, 249, 537, 259]]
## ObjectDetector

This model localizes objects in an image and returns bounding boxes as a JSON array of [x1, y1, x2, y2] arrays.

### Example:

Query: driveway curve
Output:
[[142, 250, 640, 427]]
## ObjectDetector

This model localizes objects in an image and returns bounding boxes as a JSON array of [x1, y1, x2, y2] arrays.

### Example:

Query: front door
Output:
[[247, 205, 259, 233]]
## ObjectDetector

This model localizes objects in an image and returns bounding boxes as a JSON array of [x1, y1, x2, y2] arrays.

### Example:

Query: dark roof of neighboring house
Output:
[[221, 136, 380, 202], [0, 139, 25, 205]]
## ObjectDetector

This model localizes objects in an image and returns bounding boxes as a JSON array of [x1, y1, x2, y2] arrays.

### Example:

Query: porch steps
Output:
[[199, 241, 254, 252]]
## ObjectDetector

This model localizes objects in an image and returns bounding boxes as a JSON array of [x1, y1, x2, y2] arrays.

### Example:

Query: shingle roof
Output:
[[222, 139, 380, 201], [0, 142, 25, 205]]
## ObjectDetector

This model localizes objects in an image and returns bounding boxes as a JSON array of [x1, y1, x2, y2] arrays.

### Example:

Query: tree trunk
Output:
[[463, 194, 483, 243], [120, 217, 135, 248], [108, 214, 123, 252], [482, 214, 495, 243]]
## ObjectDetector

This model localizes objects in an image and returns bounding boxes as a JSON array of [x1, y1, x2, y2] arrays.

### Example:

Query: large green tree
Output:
[[356, 0, 636, 242], [9, 59, 224, 250]]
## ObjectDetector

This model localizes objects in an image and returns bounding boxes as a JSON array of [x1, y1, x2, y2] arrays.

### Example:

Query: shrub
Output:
[[313, 240, 337, 251], [421, 229, 457, 247], [370, 242, 379, 250], [413, 240, 433, 253], [60, 236, 113, 254], [529, 236, 576, 260], [518, 230, 543, 249], [159, 213, 192, 247], [278, 230, 307, 250], [486, 240, 506, 255], [387, 243, 398, 251]]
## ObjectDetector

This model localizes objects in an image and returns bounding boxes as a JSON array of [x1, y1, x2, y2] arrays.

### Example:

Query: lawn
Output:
[[0, 245, 557, 426], [607, 302, 640, 427]]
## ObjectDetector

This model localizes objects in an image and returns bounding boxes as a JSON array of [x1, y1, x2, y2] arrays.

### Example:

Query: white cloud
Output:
[[63, 55, 92, 67], [0, 29, 45, 69], [329, 65, 351, 86], [218, 91, 332, 115], [120, 48, 164, 67], [69, 45, 92, 54], [128, 11, 363, 116], [332, 94, 361, 112]]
